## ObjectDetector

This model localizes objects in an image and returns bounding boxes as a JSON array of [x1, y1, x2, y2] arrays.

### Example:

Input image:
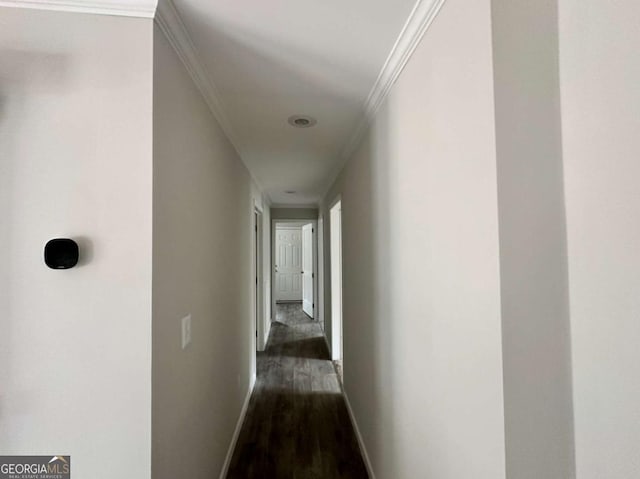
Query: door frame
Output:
[[301, 223, 315, 318], [271, 219, 318, 323], [273, 224, 304, 302], [329, 196, 343, 362], [317, 214, 325, 331], [254, 204, 265, 352]]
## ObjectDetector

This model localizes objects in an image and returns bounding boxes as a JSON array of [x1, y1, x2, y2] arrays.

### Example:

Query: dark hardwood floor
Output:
[[226, 303, 369, 479]]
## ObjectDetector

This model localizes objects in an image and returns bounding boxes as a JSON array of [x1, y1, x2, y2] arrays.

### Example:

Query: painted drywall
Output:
[[270, 207, 318, 220], [320, 0, 506, 476], [559, 1, 640, 477], [0, 7, 153, 478], [491, 0, 575, 477], [152, 23, 261, 479]]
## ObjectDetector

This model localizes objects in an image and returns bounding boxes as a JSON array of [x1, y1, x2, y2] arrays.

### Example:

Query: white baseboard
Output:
[[219, 373, 256, 479], [343, 390, 376, 479]]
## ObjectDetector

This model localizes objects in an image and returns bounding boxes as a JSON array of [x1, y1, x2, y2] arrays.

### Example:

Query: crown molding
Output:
[[0, 0, 157, 17], [155, 0, 242, 157], [154, 0, 270, 201], [321, 0, 447, 199]]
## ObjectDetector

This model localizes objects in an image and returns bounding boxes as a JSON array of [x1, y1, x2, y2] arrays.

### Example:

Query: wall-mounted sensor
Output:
[[44, 238, 79, 269]]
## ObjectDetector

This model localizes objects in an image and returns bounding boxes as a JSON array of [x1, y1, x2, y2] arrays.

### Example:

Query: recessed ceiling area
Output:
[[170, 0, 417, 206]]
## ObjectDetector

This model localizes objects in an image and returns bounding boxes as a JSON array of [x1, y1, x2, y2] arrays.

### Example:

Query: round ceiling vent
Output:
[[288, 115, 317, 128]]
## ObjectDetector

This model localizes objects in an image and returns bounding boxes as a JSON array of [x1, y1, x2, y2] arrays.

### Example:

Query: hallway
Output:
[[3, 1, 639, 477], [227, 304, 368, 478]]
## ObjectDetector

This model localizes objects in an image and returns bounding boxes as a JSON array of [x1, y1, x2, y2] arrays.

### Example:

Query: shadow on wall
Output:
[[74, 236, 94, 268], [0, 48, 70, 426], [319, 92, 399, 475], [342, 100, 400, 476], [492, 0, 575, 475]]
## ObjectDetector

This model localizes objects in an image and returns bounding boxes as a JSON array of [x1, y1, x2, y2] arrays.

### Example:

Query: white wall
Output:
[[491, 0, 575, 477], [320, 0, 506, 476], [271, 207, 318, 220], [559, 1, 640, 477], [152, 23, 262, 479], [0, 8, 153, 478]]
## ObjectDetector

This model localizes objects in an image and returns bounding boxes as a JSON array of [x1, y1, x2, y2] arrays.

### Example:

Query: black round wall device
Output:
[[44, 238, 79, 269]]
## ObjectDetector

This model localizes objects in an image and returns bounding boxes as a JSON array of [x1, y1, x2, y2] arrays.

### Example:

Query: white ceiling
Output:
[[171, 0, 416, 206], [3, 0, 424, 206]]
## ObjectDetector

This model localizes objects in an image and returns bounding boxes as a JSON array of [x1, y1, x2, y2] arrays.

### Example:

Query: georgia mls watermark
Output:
[[0, 456, 70, 479]]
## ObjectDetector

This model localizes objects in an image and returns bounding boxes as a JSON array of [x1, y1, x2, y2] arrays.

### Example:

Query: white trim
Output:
[[328, 197, 343, 361], [154, 0, 238, 153], [219, 373, 256, 479], [328, 193, 342, 211], [343, 390, 376, 479], [321, 0, 447, 198], [317, 214, 325, 333], [271, 219, 318, 320], [254, 202, 264, 215], [0, 0, 156, 17], [254, 205, 266, 352], [154, 0, 271, 204]]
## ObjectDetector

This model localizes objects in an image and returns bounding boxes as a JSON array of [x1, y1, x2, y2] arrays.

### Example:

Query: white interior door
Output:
[[275, 227, 302, 301], [302, 223, 314, 317]]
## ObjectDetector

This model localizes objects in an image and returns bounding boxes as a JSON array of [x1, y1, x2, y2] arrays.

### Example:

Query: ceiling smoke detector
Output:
[[288, 115, 317, 128]]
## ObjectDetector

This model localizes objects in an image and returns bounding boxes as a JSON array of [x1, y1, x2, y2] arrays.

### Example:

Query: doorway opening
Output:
[[272, 219, 317, 321], [329, 199, 343, 363], [254, 207, 264, 352], [317, 215, 325, 332]]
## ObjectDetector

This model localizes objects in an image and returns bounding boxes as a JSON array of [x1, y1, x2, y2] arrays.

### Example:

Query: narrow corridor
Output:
[[226, 303, 368, 478]]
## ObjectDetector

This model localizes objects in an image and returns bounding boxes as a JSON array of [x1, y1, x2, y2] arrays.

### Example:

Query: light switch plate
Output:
[[181, 314, 192, 349]]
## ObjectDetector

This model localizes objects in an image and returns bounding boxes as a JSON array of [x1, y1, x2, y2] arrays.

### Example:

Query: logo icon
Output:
[[0, 455, 70, 478]]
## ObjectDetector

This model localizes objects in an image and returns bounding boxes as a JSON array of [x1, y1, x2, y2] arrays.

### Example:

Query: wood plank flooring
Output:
[[226, 303, 369, 479]]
